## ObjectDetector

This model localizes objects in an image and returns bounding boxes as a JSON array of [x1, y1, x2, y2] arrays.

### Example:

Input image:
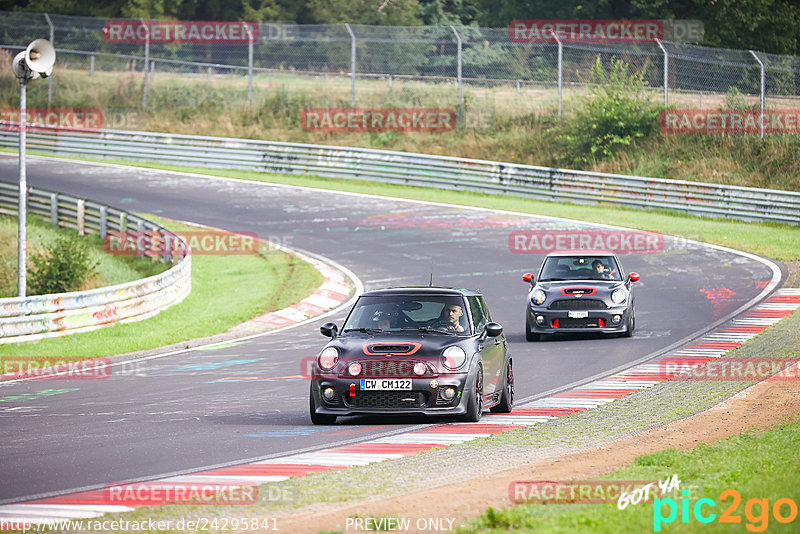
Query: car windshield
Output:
[[343, 295, 471, 335], [538, 255, 622, 281]]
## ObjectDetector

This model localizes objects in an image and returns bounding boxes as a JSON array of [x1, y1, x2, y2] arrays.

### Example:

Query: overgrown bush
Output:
[[28, 234, 98, 295], [553, 57, 663, 168]]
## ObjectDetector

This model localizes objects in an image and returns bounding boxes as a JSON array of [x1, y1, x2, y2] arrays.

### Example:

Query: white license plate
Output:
[[360, 379, 412, 390], [568, 311, 589, 318]]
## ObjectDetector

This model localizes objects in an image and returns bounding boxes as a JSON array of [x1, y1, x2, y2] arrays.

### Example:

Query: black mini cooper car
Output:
[[309, 287, 512, 424], [523, 251, 640, 341]]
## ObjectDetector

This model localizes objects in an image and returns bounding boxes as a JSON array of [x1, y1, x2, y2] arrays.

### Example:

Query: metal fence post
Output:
[[750, 50, 766, 140], [44, 13, 54, 106], [17, 78, 27, 297], [50, 193, 58, 226], [244, 22, 254, 107], [656, 39, 668, 109], [554, 34, 562, 120], [345, 23, 356, 107], [141, 18, 150, 110], [99, 205, 107, 238], [89, 55, 95, 76], [451, 26, 462, 117]]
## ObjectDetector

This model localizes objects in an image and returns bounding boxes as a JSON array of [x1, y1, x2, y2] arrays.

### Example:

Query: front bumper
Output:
[[527, 305, 631, 335], [311, 373, 470, 417]]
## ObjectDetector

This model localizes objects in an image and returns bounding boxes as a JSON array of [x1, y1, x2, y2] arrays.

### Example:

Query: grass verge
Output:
[[0, 215, 324, 358], [460, 418, 800, 533]]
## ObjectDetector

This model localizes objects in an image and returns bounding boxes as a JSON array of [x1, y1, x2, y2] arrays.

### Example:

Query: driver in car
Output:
[[592, 259, 612, 280], [433, 303, 465, 332]]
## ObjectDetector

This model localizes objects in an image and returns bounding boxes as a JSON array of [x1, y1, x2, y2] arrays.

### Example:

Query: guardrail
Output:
[[1, 126, 799, 224], [0, 181, 191, 344]]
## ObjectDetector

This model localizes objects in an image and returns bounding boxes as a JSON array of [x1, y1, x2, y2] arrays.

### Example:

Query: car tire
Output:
[[490, 359, 514, 414], [622, 308, 635, 338], [309, 387, 337, 425], [461, 365, 483, 422], [525, 316, 540, 342]]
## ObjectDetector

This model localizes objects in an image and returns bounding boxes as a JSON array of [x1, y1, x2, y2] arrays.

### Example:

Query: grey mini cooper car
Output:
[[523, 251, 640, 341], [309, 287, 513, 424]]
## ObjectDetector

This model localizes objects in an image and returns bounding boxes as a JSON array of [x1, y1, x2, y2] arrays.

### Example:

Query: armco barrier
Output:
[[0, 181, 191, 344], [1, 125, 799, 224]]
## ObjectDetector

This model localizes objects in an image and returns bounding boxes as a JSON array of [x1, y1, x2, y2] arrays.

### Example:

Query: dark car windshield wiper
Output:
[[343, 327, 383, 334], [415, 327, 458, 336]]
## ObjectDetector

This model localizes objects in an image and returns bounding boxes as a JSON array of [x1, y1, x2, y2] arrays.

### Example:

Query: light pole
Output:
[[11, 39, 55, 297]]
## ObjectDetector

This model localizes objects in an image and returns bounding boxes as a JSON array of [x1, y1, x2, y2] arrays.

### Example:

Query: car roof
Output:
[[360, 287, 482, 297], [545, 250, 617, 257]]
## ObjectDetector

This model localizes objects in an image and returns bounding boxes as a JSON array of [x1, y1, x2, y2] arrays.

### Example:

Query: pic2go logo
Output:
[[654, 489, 798, 532]]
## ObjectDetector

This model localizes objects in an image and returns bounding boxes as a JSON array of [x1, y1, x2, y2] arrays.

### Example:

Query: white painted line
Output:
[[705, 333, 759, 341], [732, 318, 783, 325], [255, 452, 402, 465], [0, 504, 134, 515], [479, 416, 554, 424], [526, 398, 615, 408], [272, 307, 311, 322], [669, 349, 729, 357], [158, 475, 290, 484], [302, 293, 342, 309], [752, 303, 799, 311], [0, 508, 105, 519], [371, 434, 486, 445], [582, 380, 659, 389], [319, 281, 350, 295]]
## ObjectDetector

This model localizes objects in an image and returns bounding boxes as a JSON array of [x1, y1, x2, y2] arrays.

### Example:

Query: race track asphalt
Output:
[[0, 155, 777, 502]]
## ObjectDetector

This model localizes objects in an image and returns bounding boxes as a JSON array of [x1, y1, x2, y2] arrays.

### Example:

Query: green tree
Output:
[[307, 0, 421, 25], [419, 0, 481, 26], [240, 0, 305, 22]]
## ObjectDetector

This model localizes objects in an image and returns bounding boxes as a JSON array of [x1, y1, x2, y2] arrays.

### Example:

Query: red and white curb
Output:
[[2, 289, 798, 528]]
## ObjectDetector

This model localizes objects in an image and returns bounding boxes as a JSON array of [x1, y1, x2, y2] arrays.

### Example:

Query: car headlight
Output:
[[532, 289, 547, 306], [442, 346, 467, 370], [611, 288, 626, 304], [318, 347, 339, 371]]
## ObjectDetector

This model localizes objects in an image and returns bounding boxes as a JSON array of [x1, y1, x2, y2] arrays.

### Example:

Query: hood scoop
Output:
[[363, 342, 422, 355]]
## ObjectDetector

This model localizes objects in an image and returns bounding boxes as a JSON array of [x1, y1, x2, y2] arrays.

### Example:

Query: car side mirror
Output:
[[320, 322, 338, 338], [522, 272, 534, 283], [485, 322, 503, 338], [628, 272, 640, 283]]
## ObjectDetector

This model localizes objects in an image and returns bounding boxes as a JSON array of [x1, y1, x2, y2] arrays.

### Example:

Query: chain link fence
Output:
[[2, 11, 800, 133]]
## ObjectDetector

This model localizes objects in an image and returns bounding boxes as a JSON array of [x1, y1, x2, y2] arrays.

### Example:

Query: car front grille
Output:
[[346, 391, 428, 409], [558, 318, 604, 329], [550, 299, 607, 310]]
